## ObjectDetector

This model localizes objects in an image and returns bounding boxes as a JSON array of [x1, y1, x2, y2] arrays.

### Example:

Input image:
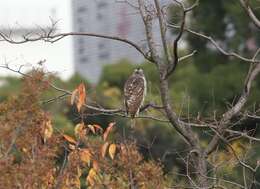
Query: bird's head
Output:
[[133, 68, 144, 76]]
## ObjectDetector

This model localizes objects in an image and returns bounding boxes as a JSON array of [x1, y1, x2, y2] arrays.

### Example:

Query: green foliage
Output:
[[99, 59, 135, 88], [0, 76, 22, 102], [169, 0, 260, 116]]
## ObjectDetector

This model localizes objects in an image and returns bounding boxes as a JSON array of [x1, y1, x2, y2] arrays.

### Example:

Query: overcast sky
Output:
[[0, 0, 73, 80]]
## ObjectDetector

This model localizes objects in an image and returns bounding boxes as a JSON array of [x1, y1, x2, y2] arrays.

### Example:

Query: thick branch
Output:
[[138, 0, 200, 148], [159, 78, 200, 147]]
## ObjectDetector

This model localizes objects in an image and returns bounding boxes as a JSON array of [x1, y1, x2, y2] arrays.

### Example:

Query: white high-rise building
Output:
[[72, 0, 169, 83], [0, 0, 72, 80]]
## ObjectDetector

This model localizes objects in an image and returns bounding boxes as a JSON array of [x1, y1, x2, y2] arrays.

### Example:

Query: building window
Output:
[[98, 41, 110, 60], [80, 57, 88, 64], [97, 2, 108, 9], [96, 12, 104, 20], [77, 6, 87, 13], [78, 38, 84, 45], [78, 47, 85, 54], [98, 42, 105, 49], [98, 52, 110, 60], [77, 17, 84, 24]]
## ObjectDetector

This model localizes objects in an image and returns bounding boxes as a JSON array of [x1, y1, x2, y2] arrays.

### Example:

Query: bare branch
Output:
[[240, 0, 260, 29], [0, 31, 153, 62], [165, 0, 199, 79], [178, 50, 197, 62], [209, 127, 256, 173], [139, 102, 164, 112], [206, 48, 260, 155], [167, 23, 260, 64], [154, 0, 170, 64], [138, 0, 160, 65]]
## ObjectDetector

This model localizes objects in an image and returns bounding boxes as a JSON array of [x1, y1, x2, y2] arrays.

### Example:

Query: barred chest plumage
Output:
[[124, 68, 147, 118]]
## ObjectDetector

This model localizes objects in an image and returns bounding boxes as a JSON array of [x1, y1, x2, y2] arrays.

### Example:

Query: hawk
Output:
[[124, 68, 147, 121]]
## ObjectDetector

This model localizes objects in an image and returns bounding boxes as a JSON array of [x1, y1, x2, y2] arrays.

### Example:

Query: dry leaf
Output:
[[103, 122, 115, 141], [86, 168, 97, 186], [92, 160, 99, 171], [63, 134, 77, 145], [87, 125, 96, 134], [77, 166, 82, 177], [74, 122, 86, 139], [108, 143, 117, 160], [101, 142, 109, 158], [68, 144, 76, 151], [77, 83, 86, 112], [93, 124, 103, 133], [120, 143, 127, 156], [71, 88, 78, 105], [44, 120, 53, 143], [80, 148, 92, 166]]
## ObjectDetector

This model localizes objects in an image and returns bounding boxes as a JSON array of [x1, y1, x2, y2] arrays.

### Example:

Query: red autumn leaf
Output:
[[77, 83, 86, 112], [92, 160, 100, 171], [62, 134, 77, 145], [101, 141, 109, 158], [103, 122, 115, 141]]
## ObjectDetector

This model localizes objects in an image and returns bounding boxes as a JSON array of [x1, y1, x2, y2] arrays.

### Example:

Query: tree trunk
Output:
[[196, 153, 208, 188], [159, 76, 209, 188]]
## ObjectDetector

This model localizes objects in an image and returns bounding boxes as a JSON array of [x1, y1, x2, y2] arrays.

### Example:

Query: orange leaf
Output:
[[62, 134, 77, 145], [22, 147, 28, 153], [77, 83, 86, 112], [108, 143, 117, 160], [71, 88, 78, 105], [103, 122, 115, 141], [93, 160, 99, 171], [80, 148, 92, 166], [101, 142, 109, 158], [87, 125, 96, 134], [93, 124, 103, 133], [86, 168, 97, 186]]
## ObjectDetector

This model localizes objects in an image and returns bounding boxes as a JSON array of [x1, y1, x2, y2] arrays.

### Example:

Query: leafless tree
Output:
[[1, 0, 260, 188]]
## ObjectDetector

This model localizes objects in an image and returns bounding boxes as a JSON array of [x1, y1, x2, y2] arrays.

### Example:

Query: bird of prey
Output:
[[124, 68, 146, 126]]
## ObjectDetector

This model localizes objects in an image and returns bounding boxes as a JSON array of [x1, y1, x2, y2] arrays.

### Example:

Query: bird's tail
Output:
[[130, 118, 136, 129]]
